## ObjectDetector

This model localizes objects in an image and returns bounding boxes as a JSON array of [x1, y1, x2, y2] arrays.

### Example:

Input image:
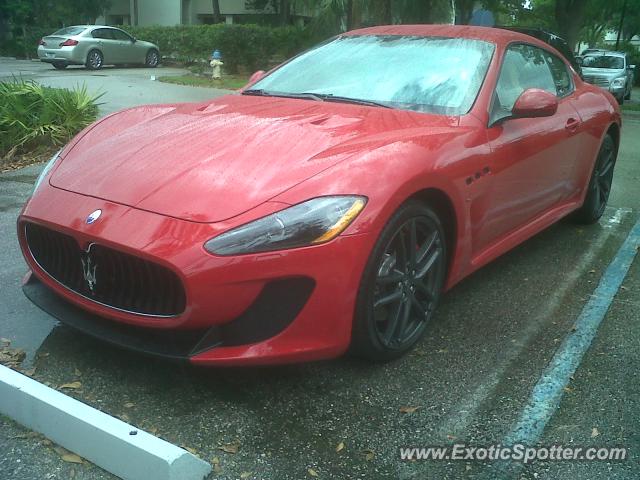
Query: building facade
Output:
[[99, 0, 310, 26]]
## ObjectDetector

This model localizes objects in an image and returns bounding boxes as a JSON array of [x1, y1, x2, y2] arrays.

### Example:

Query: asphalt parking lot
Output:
[[0, 57, 230, 115], [1, 59, 640, 480]]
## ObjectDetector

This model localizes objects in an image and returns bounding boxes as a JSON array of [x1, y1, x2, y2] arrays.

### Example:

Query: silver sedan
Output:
[[37, 25, 160, 70]]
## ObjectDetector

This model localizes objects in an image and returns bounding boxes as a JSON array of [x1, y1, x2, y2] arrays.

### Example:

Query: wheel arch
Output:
[[606, 122, 620, 152], [406, 188, 457, 274]]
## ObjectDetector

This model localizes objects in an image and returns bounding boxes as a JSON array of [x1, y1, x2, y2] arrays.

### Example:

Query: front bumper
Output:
[[19, 184, 374, 365]]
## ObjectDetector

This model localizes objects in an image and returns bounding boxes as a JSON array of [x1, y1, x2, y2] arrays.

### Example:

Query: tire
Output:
[[624, 89, 631, 100], [145, 49, 159, 68], [86, 49, 103, 70], [52, 62, 67, 70], [351, 201, 448, 361], [616, 95, 624, 105], [572, 134, 617, 224]]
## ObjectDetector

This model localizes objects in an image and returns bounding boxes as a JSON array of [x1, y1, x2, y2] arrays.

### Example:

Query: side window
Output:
[[111, 29, 132, 41], [495, 44, 556, 112], [92, 29, 113, 40], [544, 52, 573, 97]]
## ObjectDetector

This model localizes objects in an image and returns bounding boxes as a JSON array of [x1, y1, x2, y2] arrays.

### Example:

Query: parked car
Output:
[[37, 25, 160, 70], [580, 48, 605, 57], [20, 25, 621, 365], [581, 51, 635, 104]]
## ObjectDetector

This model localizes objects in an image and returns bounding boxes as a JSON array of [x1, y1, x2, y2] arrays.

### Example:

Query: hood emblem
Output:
[[81, 245, 97, 294], [86, 209, 102, 224]]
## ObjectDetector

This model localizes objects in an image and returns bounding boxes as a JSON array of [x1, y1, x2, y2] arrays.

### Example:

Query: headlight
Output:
[[204, 196, 367, 256], [611, 78, 626, 88], [33, 150, 61, 193]]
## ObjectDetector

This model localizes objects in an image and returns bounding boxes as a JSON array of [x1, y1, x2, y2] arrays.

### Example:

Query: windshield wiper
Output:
[[242, 89, 324, 102], [308, 93, 391, 109], [242, 90, 389, 108]]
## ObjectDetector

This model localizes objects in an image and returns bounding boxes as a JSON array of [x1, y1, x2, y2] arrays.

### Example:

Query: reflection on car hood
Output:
[[50, 94, 458, 223]]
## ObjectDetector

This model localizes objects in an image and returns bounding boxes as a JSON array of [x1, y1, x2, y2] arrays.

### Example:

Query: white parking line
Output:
[[492, 214, 640, 477], [0, 365, 211, 480], [436, 207, 631, 439]]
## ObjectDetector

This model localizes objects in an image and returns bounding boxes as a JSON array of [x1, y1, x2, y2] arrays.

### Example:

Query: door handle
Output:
[[565, 118, 580, 132]]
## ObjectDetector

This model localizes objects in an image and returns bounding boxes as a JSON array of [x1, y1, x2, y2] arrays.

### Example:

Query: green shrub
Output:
[[117, 24, 314, 73], [0, 26, 55, 59], [0, 79, 101, 157]]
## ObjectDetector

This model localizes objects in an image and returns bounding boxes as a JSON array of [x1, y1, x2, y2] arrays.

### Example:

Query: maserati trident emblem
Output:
[[86, 209, 102, 224], [81, 246, 98, 294]]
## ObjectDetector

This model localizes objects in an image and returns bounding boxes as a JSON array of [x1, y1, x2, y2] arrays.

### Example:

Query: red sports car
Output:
[[19, 25, 621, 365]]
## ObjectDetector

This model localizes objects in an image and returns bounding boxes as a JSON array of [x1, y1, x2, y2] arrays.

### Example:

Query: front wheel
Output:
[[351, 201, 447, 361], [572, 134, 617, 224], [52, 61, 67, 70], [145, 49, 159, 68]]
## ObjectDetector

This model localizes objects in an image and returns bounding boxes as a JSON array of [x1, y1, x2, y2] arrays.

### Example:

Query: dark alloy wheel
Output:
[[52, 61, 67, 70], [573, 134, 617, 224], [86, 50, 103, 70], [145, 50, 159, 68], [352, 201, 447, 361]]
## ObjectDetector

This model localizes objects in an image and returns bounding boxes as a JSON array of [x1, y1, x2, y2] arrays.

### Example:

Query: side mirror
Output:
[[248, 70, 265, 84], [240, 70, 266, 92], [628, 64, 636, 70], [512, 88, 558, 119], [575, 56, 583, 66], [132, 37, 137, 43]]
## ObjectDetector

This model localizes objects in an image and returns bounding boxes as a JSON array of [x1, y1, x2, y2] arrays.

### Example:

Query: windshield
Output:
[[583, 55, 624, 69], [249, 35, 495, 115], [52, 26, 87, 36]]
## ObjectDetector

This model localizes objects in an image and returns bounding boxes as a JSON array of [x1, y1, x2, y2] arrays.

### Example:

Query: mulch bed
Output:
[[0, 145, 58, 173]]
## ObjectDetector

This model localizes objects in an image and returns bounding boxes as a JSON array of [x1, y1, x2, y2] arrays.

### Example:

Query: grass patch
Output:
[[158, 74, 249, 90], [0, 79, 101, 167], [621, 102, 640, 112]]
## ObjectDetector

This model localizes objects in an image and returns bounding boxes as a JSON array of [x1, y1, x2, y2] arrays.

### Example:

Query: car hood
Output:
[[51, 94, 458, 223], [582, 67, 625, 78]]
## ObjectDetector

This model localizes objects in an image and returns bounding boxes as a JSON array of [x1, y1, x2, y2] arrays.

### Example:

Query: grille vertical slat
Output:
[[24, 223, 186, 317]]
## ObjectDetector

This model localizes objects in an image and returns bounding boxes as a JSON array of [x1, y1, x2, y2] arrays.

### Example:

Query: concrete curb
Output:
[[0, 365, 211, 480]]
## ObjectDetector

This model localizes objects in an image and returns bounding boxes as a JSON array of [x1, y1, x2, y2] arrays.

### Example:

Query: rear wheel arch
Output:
[[86, 48, 104, 69]]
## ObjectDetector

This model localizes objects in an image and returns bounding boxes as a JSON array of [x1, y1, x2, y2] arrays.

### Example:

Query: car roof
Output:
[[344, 24, 549, 46]]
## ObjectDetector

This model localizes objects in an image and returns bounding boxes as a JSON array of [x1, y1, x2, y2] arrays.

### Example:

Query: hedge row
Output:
[[0, 26, 54, 60], [118, 24, 315, 72]]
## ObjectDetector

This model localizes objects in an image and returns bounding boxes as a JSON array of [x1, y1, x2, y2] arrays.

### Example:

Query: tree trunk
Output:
[[212, 0, 222, 23], [555, 0, 588, 52], [455, 0, 475, 25], [349, 0, 362, 30], [22, 24, 29, 60], [280, 0, 290, 25], [380, 0, 392, 24]]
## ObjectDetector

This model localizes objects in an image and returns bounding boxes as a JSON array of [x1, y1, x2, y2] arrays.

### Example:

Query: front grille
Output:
[[583, 75, 610, 88], [24, 222, 186, 317]]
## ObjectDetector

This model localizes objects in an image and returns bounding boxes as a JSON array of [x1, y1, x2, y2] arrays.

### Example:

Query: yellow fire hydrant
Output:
[[210, 50, 223, 80]]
